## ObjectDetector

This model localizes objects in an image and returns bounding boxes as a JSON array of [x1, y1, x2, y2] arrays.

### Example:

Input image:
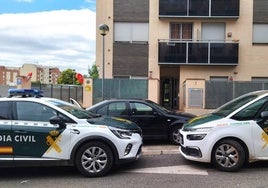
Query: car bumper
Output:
[[179, 131, 211, 163], [116, 133, 143, 162], [118, 144, 142, 164]]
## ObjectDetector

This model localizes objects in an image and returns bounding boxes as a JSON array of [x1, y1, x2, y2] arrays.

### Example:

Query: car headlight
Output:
[[187, 134, 207, 140], [187, 127, 213, 132], [109, 127, 133, 139]]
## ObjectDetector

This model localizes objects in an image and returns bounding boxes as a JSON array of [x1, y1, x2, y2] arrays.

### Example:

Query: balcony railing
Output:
[[159, 0, 239, 19], [158, 40, 239, 65]]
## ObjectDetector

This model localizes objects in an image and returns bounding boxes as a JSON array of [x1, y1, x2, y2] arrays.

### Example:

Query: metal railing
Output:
[[158, 39, 239, 65]]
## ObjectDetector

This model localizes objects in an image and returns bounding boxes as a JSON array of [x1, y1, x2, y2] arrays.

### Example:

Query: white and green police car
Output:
[[179, 90, 268, 171], [0, 89, 142, 177]]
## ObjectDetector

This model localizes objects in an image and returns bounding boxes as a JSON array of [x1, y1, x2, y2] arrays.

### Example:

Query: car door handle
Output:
[[71, 129, 80, 134]]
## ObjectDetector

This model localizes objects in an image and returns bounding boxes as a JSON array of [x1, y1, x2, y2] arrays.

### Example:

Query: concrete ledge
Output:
[[142, 145, 179, 155]]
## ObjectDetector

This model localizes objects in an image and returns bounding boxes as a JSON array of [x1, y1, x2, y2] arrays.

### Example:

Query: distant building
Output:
[[20, 64, 61, 84], [0, 64, 61, 86], [49, 67, 61, 84], [0, 66, 20, 86]]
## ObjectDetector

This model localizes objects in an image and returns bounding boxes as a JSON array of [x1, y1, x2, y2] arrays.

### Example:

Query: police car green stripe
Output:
[[180, 90, 268, 172], [0, 89, 143, 177]]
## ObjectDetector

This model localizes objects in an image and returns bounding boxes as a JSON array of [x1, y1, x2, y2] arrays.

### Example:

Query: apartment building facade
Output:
[[0, 66, 20, 86], [96, 0, 268, 113], [20, 64, 61, 84], [0, 64, 61, 86]]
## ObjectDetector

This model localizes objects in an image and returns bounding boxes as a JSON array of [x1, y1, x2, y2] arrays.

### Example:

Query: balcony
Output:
[[159, 0, 239, 19], [158, 40, 239, 66]]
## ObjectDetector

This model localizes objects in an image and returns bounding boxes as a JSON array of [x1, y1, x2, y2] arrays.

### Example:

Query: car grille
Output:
[[180, 146, 202, 158]]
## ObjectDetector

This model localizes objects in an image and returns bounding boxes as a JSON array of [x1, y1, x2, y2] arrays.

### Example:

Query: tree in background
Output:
[[88, 64, 99, 79], [57, 69, 77, 84]]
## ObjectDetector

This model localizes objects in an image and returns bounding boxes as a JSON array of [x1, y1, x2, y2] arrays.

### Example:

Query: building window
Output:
[[253, 24, 268, 44], [210, 76, 228, 82], [170, 23, 192, 40], [202, 22, 225, 41], [6, 72, 11, 80], [114, 22, 149, 43], [252, 77, 268, 82]]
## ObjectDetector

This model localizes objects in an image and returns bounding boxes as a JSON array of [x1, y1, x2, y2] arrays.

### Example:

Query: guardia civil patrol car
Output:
[[179, 90, 268, 171], [0, 89, 142, 177]]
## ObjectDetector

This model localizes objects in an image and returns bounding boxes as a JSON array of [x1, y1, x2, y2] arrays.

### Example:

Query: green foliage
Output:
[[57, 69, 77, 84], [88, 64, 99, 79]]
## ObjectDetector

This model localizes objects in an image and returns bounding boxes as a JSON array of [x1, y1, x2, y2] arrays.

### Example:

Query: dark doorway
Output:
[[160, 77, 179, 110]]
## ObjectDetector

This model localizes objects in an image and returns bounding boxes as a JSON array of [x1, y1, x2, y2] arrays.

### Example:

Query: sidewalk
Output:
[[142, 145, 179, 155]]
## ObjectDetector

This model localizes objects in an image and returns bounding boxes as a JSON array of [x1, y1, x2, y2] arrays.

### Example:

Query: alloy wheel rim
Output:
[[81, 146, 108, 173], [172, 129, 180, 144], [215, 144, 239, 168]]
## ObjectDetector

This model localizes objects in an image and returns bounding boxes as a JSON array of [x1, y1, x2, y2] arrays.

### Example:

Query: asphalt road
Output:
[[1, 144, 268, 188]]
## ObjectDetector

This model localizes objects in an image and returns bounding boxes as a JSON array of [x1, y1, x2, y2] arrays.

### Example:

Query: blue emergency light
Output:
[[8, 89, 43, 97]]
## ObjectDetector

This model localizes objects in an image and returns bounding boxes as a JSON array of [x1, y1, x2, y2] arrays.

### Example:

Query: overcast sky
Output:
[[0, 0, 96, 75]]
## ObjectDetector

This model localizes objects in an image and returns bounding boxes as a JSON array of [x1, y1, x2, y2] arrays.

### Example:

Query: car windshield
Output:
[[213, 94, 259, 117], [47, 99, 97, 119]]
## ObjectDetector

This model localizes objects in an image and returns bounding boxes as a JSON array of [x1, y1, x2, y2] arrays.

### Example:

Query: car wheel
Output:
[[212, 139, 245, 172], [75, 141, 114, 177], [169, 126, 181, 145]]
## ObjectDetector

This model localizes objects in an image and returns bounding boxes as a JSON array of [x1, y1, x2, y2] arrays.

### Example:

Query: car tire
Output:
[[75, 141, 114, 177], [169, 126, 181, 145], [212, 139, 245, 172]]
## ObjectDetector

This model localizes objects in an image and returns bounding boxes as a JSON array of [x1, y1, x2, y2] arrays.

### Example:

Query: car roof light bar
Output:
[[8, 89, 44, 98]]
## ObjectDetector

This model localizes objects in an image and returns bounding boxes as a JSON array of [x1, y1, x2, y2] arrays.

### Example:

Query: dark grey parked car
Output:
[[86, 99, 195, 144]]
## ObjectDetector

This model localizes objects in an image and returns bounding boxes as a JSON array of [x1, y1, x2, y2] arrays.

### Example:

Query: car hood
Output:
[[183, 113, 223, 129], [87, 116, 140, 130], [167, 111, 196, 119]]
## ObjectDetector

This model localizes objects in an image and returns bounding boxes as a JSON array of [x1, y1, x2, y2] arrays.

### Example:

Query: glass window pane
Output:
[[202, 23, 225, 41], [131, 102, 153, 115], [170, 24, 181, 39], [16, 102, 56, 122], [114, 22, 148, 42], [114, 22, 132, 41], [182, 24, 192, 39], [211, 0, 239, 16], [210, 76, 229, 82], [170, 23, 192, 40], [108, 102, 127, 116], [159, 0, 187, 16], [189, 0, 209, 16], [232, 97, 268, 120], [0, 102, 10, 120], [253, 24, 268, 43], [132, 23, 149, 42], [252, 77, 268, 82], [96, 105, 108, 115]]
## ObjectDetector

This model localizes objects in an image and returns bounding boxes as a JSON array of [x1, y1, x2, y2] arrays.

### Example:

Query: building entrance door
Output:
[[160, 77, 179, 110]]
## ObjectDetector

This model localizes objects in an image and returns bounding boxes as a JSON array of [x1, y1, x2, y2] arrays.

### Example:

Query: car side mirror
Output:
[[50, 116, 66, 129], [261, 111, 268, 120]]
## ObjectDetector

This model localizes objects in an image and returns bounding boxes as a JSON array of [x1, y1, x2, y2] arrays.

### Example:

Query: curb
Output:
[[142, 145, 179, 155]]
